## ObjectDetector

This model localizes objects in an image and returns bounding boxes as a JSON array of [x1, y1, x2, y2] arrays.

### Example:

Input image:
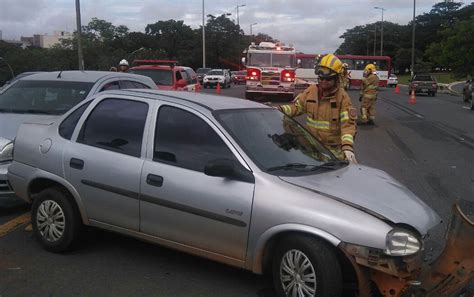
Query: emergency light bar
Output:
[[132, 60, 178, 67]]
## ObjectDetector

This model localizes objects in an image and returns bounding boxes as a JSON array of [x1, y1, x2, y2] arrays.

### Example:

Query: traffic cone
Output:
[[395, 84, 400, 94], [216, 83, 221, 95], [408, 89, 416, 104]]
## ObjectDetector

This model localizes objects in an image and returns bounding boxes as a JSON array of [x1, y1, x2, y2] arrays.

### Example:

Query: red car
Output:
[[232, 70, 247, 84], [129, 60, 200, 92]]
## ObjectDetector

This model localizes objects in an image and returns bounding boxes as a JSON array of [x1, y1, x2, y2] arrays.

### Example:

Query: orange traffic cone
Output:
[[395, 84, 400, 94], [216, 83, 221, 95], [408, 89, 416, 104]]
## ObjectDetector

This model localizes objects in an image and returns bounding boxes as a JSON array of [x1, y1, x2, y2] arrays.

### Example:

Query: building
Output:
[[0, 30, 72, 49]]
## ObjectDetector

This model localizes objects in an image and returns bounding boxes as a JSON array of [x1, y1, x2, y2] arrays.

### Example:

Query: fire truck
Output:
[[242, 42, 296, 100]]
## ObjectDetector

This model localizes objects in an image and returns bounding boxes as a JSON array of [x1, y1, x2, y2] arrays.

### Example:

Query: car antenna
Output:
[[57, 70, 63, 79]]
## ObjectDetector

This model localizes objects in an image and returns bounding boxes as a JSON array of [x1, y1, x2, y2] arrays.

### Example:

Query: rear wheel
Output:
[[273, 235, 342, 297], [31, 188, 82, 253]]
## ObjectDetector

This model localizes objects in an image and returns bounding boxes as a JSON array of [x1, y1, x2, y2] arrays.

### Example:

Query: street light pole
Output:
[[411, 0, 416, 78], [250, 23, 257, 37], [374, 7, 385, 56], [75, 0, 84, 70], [373, 23, 377, 56], [202, 0, 206, 68], [236, 4, 246, 26]]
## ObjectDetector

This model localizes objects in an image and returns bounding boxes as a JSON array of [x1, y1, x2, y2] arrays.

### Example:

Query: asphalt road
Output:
[[1, 83, 473, 296]]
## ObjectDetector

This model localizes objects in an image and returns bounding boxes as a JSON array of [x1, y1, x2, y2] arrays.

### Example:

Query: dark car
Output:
[[232, 70, 247, 84], [409, 74, 438, 97], [196, 68, 211, 84]]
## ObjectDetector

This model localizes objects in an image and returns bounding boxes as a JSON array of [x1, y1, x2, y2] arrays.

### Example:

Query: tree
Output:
[[426, 16, 474, 76], [145, 20, 194, 61]]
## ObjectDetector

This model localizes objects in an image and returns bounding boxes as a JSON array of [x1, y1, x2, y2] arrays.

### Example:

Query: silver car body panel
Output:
[[9, 89, 441, 275], [279, 165, 441, 235]]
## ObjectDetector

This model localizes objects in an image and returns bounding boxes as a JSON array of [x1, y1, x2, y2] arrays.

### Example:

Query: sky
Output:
[[0, 0, 472, 53]]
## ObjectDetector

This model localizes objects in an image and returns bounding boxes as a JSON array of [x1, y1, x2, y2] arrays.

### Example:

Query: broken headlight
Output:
[[385, 229, 421, 256]]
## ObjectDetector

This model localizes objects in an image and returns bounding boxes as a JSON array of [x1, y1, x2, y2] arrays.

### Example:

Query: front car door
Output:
[[63, 96, 152, 231], [140, 103, 255, 262]]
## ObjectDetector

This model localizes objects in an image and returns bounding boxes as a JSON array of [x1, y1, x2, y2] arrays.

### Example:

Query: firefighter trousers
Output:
[[360, 97, 376, 123]]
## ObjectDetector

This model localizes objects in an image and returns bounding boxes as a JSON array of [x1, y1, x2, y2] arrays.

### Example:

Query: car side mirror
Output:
[[241, 57, 246, 65], [204, 159, 254, 183], [177, 79, 187, 88]]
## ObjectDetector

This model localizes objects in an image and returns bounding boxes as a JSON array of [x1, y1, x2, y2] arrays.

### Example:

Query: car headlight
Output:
[[384, 229, 421, 256], [0, 141, 14, 162]]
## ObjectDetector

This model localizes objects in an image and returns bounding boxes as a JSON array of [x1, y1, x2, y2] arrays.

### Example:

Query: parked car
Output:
[[129, 60, 200, 92], [203, 69, 231, 88], [387, 74, 398, 87], [232, 70, 247, 85], [0, 71, 156, 200], [196, 67, 211, 84], [409, 74, 438, 96], [0, 72, 43, 91], [8, 89, 473, 297]]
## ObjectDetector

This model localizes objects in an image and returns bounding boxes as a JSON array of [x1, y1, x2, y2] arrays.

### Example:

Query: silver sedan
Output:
[[8, 89, 473, 296]]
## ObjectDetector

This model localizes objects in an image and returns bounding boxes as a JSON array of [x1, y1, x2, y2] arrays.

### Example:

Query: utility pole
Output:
[[250, 23, 257, 37], [373, 23, 377, 56], [202, 0, 206, 68], [75, 0, 84, 70], [411, 0, 416, 78], [236, 4, 246, 26], [374, 7, 385, 56]]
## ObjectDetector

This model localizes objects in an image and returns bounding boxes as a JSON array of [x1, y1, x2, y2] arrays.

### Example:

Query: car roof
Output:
[[19, 70, 148, 83], [130, 65, 191, 71], [104, 89, 266, 111]]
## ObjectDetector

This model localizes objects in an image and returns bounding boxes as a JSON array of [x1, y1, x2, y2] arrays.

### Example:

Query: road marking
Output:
[[0, 213, 31, 238], [462, 106, 471, 110]]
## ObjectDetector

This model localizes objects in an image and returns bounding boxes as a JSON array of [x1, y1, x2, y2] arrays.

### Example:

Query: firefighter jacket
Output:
[[341, 71, 350, 90], [279, 85, 357, 153], [360, 73, 379, 100]]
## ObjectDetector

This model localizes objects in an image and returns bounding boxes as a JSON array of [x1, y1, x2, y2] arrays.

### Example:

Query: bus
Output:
[[295, 54, 392, 91]]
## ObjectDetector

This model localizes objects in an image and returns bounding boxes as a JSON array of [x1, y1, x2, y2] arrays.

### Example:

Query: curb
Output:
[[447, 81, 465, 97]]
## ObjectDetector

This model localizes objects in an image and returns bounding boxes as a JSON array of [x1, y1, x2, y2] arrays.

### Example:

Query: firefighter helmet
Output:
[[364, 64, 376, 73], [317, 54, 343, 78], [119, 59, 129, 66]]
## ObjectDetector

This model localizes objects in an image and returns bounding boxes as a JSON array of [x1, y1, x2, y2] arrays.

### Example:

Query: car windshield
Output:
[[215, 108, 338, 176], [196, 68, 211, 74], [414, 75, 434, 81], [0, 80, 93, 115], [128, 69, 173, 85], [248, 53, 295, 68], [207, 70, 223, 75], [272, 54, 295, 67]]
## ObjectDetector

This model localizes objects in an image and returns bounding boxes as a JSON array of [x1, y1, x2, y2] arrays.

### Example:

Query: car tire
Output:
[[470, 98, 474, 110], [272, 235, 342, 297], [31, 187, 82, 253], [463, 93, 468, 102]]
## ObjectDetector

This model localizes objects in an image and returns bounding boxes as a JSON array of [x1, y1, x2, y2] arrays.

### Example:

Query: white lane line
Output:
[[462, 106, 471, 110]]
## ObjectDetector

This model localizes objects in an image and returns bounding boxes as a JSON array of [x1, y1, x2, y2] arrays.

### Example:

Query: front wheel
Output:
[[273, 235, 342, 297], [31, 188, 82, 253]]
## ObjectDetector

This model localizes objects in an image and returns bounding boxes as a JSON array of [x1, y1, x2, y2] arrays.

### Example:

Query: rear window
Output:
[[129, 69, 173, 86], [0, 80, 93, 115], [196, 68, 211, 74], [414, 75, 434, 81], [208, 70, 223, 76]]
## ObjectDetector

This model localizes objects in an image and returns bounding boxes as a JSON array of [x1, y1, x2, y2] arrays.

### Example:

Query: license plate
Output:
[[422, 88, 428, 92]]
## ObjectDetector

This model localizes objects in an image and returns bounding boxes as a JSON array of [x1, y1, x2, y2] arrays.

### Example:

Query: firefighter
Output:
[[359, 64, 379, 125], [118, 59, 129, 72], [341, 63, 350, 91], [278, 54, 358, 163]]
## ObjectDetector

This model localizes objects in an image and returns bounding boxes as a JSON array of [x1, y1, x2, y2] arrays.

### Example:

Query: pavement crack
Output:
[[386, 129, 417, 162]]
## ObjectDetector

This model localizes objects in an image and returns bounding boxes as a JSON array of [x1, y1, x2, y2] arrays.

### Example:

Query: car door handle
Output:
[[146, 174, 163, 187], [70, 158, 84, 170]]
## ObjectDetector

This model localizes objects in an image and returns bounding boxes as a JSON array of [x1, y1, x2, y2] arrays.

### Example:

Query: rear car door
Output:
[[140, 104, 255, 261], [63, 96, 152, 230]]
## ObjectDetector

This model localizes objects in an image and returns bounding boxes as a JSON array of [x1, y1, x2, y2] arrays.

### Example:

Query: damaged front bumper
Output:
[[340, 203, 474, 297]]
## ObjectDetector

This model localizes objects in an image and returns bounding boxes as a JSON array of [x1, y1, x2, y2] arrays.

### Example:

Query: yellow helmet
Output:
[[318, 54, 343, 75], [364, 64, 376, 73]]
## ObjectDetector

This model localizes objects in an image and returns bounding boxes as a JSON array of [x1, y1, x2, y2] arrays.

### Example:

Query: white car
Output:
[[203, 69, 231, 89], [387, 74, 398, 87]]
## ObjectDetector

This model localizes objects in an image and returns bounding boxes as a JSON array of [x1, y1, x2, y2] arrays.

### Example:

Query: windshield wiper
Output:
[[311, 160, 349, 170], [266, 163, 317, 172]]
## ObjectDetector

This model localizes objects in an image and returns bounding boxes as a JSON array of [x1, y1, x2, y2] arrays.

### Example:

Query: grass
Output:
[[396, 73, 461, 85]]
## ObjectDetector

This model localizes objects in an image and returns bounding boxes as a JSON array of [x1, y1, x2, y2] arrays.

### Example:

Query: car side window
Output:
[[78, 99, 149, 157], [180, 71, 189, 84], [185, 69, 197, 84], [120, 80, 151, 89], [175, 71, 183, 82], [58, 101, 92, 140], [100, 81, 120, 92], [154, 106, 235, 172]]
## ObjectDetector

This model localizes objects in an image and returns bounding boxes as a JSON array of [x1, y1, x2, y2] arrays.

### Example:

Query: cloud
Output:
[[1, 0, 472, 53]]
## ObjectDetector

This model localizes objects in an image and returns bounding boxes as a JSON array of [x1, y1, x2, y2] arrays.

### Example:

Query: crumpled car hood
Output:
[[0, 113, 58, 140], [279, 164, 441, 234]]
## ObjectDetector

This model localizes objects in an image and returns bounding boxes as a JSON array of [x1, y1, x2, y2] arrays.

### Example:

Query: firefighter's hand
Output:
[[343, 150, 358, 163]]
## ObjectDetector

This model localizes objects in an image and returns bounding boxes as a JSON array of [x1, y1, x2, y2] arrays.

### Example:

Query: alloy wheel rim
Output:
[[280, 249, 317, 297], [36, 200, 66, 242]]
